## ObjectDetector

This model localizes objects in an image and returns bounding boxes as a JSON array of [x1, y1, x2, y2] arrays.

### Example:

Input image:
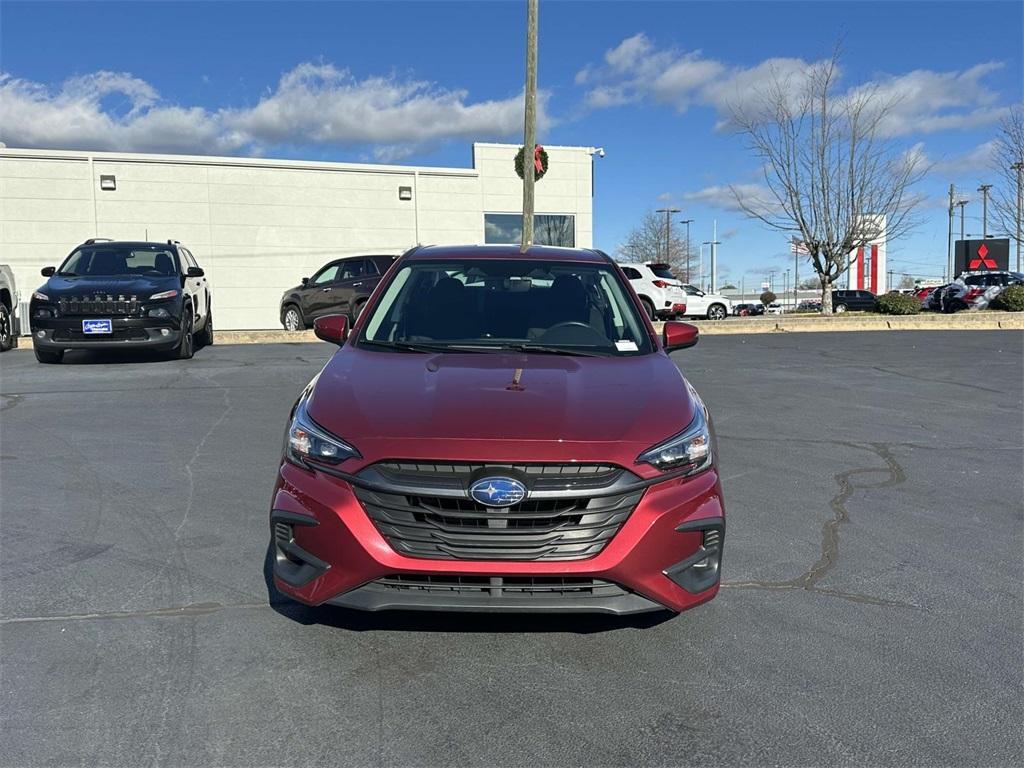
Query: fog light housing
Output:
[[36, 330, 45, 339], [160, 328, 170, 337], [664, 518, 724, 594]]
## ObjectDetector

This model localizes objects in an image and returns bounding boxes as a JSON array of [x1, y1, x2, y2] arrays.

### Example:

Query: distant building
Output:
[[0, 143, 595, 329]]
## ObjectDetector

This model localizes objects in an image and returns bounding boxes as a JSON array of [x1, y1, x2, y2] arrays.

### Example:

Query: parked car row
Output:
[[918, 271, 1024, 312], [617, 262, 733, 320]]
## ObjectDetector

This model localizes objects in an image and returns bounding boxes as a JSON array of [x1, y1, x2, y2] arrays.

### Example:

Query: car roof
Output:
[[407, 244, 610, 264], [76, 240, 180, 249]]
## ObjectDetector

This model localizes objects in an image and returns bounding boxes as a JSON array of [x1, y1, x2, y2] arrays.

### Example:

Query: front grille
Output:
[[57, 295, 141, 317], [51, 327, 149, 342], [373, 574, 627, 599], [354, 483, 642, 561], [370, 461, 623, 493]]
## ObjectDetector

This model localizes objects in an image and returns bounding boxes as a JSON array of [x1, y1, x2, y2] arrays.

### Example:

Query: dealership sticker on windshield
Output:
[[82, 319, 113, 335], [615, 340, 639, 352]]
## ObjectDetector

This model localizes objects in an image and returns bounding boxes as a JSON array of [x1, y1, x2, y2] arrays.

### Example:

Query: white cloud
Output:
[[579, 35, 1010, 137], [0, 63, 552, 157], [683, 183, 777, 214]]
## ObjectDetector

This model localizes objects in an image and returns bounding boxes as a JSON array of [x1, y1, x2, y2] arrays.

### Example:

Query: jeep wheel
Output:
[[0, 304, 13, 351], [34, 346, 63, 364], [352, 299, 367, 325], [835, 303, 848, 313], [283, 305, 304, 331], [707, 304, 727, 320], [199, 305, 214, 347], [176, 308, 194, 360]]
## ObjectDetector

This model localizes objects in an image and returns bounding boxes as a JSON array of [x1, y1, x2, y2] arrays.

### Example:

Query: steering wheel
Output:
[[536, 321, 608, 345]]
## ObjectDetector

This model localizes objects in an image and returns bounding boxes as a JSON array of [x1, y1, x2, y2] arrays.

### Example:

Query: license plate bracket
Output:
[[82, 319, 113, 335]]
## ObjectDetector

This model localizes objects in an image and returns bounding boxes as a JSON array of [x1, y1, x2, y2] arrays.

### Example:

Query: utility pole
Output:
[[655, 207, 680, 263], [679, 218, 694, 283], [1012, 162, 1023, 271], [519, 0, 538, 253], [957, 198, 968, 245], [768, 269, 776, 293], [947, 184, 955, 280], [978, 184, 993, 239], [784, 269, 790, 311], [709, 219, 721, 293]]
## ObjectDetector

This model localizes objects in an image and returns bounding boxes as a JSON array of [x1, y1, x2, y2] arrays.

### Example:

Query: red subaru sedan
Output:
[[270, 245, 725, 615]]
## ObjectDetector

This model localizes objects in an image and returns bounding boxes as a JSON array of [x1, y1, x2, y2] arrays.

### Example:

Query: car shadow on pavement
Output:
[[262, 544, 673, 633], [57, 349, 199, 365]]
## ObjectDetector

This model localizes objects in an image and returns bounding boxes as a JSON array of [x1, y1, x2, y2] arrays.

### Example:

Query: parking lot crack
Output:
[[0, 393, 23, 412], [0, 600, 270, 626], [723, 442, 914, 608]]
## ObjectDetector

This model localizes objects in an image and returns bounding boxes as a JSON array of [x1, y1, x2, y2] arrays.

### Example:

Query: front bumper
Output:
[[270, 461, 725, 615], [30, 317, 182, 350]]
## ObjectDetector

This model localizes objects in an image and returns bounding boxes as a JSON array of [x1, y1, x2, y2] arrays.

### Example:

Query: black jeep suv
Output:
[[279, 254, 396, 330], [29, 239, 212, 363]]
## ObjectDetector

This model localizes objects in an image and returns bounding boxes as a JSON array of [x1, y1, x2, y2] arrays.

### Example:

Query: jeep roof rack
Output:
[[83, 238, 114, 245]]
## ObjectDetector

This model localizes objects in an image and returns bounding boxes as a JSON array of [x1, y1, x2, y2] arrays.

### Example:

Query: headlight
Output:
[[637, 401, 713, 475], [286, 398, 359, 465], [147, 307, 171, 318], [149, 289, 179, 301], [33, 291, 49, 301]]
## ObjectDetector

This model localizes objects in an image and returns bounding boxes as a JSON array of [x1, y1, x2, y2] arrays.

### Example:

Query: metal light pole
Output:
[[978, 184, 992, 239], [957, 199, 969, 244], [698, 243, 705, 291], [1012, 162, 1023, 271], [679, 218, 694, 283], [519, 0, 539, 253], [655, 207, 681, 263], [784, 269, 790, 311], [708, 220, 721, 293], [947, 184, 955, 280]]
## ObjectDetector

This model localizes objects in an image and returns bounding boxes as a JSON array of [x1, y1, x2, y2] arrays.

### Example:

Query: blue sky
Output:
[[2, 0, 1021, 283]]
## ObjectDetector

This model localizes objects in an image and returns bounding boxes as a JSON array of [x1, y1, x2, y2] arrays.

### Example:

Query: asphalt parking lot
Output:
[[1, 331, 1021, 767]]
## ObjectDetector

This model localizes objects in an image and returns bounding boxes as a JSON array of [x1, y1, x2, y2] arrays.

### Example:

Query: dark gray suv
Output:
[[279, 254, 396, 331]]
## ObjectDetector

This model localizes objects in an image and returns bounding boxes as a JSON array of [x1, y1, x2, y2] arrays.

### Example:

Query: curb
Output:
[[20, 313, 1019, 347]]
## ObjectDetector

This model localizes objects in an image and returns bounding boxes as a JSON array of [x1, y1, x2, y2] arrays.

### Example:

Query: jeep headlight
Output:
[[637, 401, 712, 475], [286, 397, 359, 465]]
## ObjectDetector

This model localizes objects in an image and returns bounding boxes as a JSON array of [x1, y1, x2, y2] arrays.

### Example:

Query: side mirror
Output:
[[313, 314, 348, 345], [301, 277, 310, 286], [41, 266, 55, 277], [186, 266, 205, 278], [663, 321, 699, 352]]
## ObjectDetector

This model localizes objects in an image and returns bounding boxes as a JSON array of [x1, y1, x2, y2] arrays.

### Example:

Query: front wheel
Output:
[[176, 309, 194, 360], [34, 346, 64, 364], [834, 303, 848, 313], [282, 305, 304, 331], [707, 304, 727, 320], [198, 305, 214, 347]]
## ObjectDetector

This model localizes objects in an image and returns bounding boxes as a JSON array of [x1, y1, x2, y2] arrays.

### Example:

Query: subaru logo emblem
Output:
[[469, 477, 526, 508]]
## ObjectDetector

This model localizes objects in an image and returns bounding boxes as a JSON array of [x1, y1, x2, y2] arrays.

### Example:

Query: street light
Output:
[[655, 207, 681, 263], [1012, 161, 1023, 271], [978, 184, 993, 238], [679, 219, 694, 283], [956, 199, 969, 243]]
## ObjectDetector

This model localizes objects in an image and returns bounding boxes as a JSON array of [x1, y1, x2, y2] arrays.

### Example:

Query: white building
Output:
[[0, 143, 595, 329]]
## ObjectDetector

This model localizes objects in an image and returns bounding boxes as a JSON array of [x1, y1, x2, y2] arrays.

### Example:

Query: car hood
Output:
[[40, 275, 180, 299], [306, 346, 697, 464]]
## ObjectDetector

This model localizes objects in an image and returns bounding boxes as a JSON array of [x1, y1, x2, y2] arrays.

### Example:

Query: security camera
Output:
[[595, 147, 605, 158]]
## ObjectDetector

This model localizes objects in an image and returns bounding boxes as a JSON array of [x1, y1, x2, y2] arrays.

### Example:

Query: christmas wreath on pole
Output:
[[515, 144, 548, 181]]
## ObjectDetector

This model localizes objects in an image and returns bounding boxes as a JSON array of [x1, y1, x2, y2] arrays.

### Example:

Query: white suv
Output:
[[618, 262, 687, 319], [678, 284, 732, 320]]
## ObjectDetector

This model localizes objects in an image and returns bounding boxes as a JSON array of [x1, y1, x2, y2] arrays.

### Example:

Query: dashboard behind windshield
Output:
[[360, 259, 654, 356], [58, 246, 180, 277]]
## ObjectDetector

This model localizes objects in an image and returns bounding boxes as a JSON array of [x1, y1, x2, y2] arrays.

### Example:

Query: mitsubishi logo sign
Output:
[[955, 238, 1010, 276], [968, 243, 998, 270]]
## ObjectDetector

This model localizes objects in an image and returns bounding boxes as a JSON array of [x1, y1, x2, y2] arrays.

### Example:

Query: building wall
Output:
[[0, 143, 594, 329]]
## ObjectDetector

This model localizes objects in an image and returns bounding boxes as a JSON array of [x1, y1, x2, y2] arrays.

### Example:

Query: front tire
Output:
[[352, 299, 367, 325], [198, 305, 214, 347], [835, 303, 848, 313], [0, 304, 13, 351], [707, 303, 727, 320], [282, 304, 304, 331], [34, 346, 63, 364], [176, 308, 194, 360]]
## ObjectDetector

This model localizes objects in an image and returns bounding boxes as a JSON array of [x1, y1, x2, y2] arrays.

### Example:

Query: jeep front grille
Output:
[[57, 295, 141, 317]]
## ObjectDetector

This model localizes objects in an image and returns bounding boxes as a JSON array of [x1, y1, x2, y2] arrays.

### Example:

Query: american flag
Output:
[[789, 239, 809, 255]]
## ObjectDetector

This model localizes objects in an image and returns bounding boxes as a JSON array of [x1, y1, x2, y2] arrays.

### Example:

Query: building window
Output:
[[484, 214, 575, 247]]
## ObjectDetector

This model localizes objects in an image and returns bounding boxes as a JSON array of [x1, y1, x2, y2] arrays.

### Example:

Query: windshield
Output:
[[58, 245, 180, 277], [359, 259, 654, 356]]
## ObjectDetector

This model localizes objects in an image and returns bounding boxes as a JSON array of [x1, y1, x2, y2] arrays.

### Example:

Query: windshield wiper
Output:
[[359, 339, 486, 354], [485, 343, 608, 358]]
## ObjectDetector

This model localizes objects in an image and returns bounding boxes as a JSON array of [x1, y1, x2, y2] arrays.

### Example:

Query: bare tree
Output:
[[990, 105, 1024, 248], [729, 49, 926, 313], [897, 273, 916, 290], [616, 210, 696, 278]]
